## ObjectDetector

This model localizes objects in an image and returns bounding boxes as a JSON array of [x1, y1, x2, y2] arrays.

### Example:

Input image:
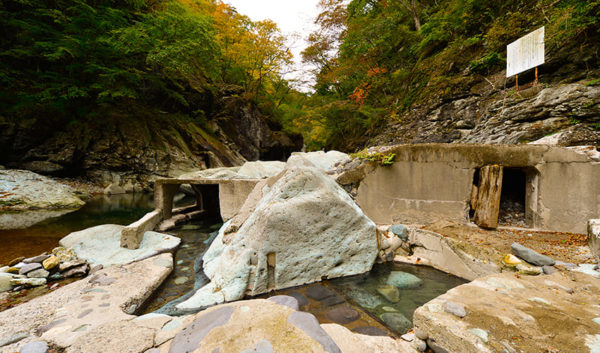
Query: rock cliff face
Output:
[[0, 94, 302, 188], [372, 81, 600, 148]]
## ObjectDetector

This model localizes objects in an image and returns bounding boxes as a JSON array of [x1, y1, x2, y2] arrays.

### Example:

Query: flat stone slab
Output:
[[59, 224, 180, 267], [414, 271, 600, 353], [0, 254, 173, 352], [163, 299, 342, 353]]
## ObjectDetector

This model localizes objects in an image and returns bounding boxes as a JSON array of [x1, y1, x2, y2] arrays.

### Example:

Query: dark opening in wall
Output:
[[498, 168, 527, 227], [192, 184, 223, 222]]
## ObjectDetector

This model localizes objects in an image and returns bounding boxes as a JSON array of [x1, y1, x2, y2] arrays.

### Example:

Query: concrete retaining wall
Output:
[[346, 144, 600, 233]]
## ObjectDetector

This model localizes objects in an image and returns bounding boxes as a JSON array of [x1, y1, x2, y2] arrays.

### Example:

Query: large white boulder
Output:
[[289, 151, 350, 172], [237, 160, 286, 178], [177, 166, 377, 311], [0, 170, 84, 211]]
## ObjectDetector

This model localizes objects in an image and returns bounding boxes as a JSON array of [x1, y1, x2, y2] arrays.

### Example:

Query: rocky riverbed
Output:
[[1, 151, 599, 353]]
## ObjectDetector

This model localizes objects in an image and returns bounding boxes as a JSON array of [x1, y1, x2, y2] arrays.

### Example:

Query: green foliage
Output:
[[293, 0, 600, 151], [352, 149, 396, 166]]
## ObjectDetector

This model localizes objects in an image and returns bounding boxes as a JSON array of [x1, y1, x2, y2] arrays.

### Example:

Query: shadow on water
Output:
[[0, 193, 156, 264]]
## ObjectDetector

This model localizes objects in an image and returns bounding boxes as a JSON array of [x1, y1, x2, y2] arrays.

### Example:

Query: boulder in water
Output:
[[386, 271, 423, 289], [176, 165, 377, 311]]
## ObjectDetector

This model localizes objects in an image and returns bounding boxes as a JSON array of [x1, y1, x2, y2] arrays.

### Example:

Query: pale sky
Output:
[[224, 0, 322, 89]]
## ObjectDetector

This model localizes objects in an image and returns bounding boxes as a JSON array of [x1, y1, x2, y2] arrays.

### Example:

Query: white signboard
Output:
[[506, 27, 545, 77]]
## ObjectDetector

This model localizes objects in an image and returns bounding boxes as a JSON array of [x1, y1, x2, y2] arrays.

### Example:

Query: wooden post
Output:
[[516, 74, 519, 92], [473, 165, 504, 229]]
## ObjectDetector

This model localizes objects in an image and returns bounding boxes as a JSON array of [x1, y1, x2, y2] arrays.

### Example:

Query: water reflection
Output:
[[0, 193, 157, 264]]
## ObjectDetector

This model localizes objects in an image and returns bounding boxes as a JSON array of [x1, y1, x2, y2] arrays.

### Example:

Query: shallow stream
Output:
[[1, 194, 466, 336]]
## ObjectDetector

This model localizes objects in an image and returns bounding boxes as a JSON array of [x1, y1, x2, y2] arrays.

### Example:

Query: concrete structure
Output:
[[121, 176, 261, 249], [338, 144, 600, 234]]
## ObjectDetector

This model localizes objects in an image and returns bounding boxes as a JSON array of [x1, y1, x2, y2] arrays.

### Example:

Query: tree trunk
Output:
[[397, 0, 421, 31], [473, 165, 504, 229]]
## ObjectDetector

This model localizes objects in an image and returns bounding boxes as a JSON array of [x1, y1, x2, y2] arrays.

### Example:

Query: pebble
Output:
[[415, 338, 427, 352], [268, 295, 299, 311], [41, 256, 59, 270], [377, 285, 400, 303], [19, 340, 49, 353], [542, 266, 557, 275], [380, 312, 412, 333], [6, 267, 20, 274], [8, 257, 24, 266], [62, 264, 89, 278], [390, 224, 409, 242], [326, 306, 361, 324], [10, 277, 46, 287], [516, 263, 542, 275], [401, 332, 415, 342], [306, 285, 337, 301], [19, 263, 42, 275], [528, 297, 551, 305], [511, 243, 555, 266], [444, 301, 467, 318], [414, 328, 428, 340], [468, 328, 489, 343], [174, 276, 188, 285], [288, 291, 309, 307], [352, 326, 387, 336], [321, 295, 345, 307], [387, 271, 423, 289], [502, 254, 522, 267], [23, 254, 50, 264], [427, 339, 450, 353], [27, 269, 50, 278], [59, 260, 86, 272]]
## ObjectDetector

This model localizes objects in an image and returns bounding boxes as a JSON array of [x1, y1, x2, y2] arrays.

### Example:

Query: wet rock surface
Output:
[[0, 170, 84, 211], [0, 254, 172, 353], [413, 271, 600, 353]]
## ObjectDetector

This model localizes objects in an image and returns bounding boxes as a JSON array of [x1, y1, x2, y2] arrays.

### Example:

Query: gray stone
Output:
[[19, 340, 49, 353], [26, 269, 49, 279], [351, 326, 387, 336], [444, 301, 467, 318], [414, 328, 428, 340], [287, 311, 341, 353], [169, 306, 234, 353], [415, 338, 427, 352], [19, 263, 42, 275], [268, 295, 299, 310], [511, 243, 556, 266], [377, 285, 400, 303], [387, 271, 423, 289], [542, 266, 557, 275], [427, 339, 450, 353], [23, 255, 50, 264], [390, 224, 409, 242], [59, 260, 86, 272], [62, 264, 89, 278], [321, 295, 345, 307], [10, 277, 46, 287], [306, 285, 337, 301], [380, 313, 412, 333], [325, 307, 361, 324], [288, 291, 309, 306]]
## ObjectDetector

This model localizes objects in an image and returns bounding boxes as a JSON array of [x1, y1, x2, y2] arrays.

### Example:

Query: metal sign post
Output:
[[506, 27, 545, 91]]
